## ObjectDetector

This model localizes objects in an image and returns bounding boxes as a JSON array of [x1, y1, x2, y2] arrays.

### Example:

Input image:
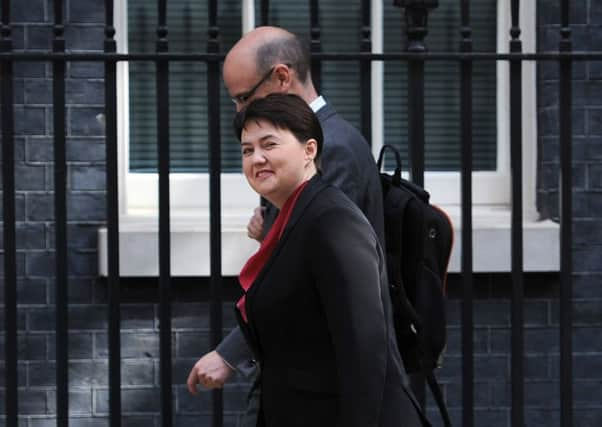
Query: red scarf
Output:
[[237, 181, 309, 322]]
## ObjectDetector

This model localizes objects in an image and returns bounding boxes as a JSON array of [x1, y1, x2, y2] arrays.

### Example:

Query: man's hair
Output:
[[255, 32, 311, 84], [233, 93, 323, 165]]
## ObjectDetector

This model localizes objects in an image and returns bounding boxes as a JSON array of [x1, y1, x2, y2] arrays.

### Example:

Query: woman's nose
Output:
[[252, 149, 267, 164]]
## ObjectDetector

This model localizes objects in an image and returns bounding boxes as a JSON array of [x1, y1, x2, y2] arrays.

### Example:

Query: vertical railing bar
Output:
[[104, 0, 122, 425], [260, 0, 269, 26], [1, 1, 18, 424], [558, 1, 573, 426], [309, 0, 321, 93], [404, 6, 427, 188], [398, 2, 435, 406], [359, 0, 372, 145], [207, 0, 223, 425], [52, 0, 69, 425], [406, 64, 425, 188], [156, 0, 173, 425], [509, 1, 524, 426], [459, 1, 474, 426]]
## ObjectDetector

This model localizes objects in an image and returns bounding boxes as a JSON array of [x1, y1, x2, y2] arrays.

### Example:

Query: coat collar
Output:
[[277, 173, 326, 243], [314, 102, 336, 123]]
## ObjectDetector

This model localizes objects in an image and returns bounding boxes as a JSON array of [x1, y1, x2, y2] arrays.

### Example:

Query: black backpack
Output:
[[377, 144, 453, 427]]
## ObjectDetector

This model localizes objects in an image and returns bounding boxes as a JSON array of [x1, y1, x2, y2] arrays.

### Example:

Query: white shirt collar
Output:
[[309, 95, 326, 113]]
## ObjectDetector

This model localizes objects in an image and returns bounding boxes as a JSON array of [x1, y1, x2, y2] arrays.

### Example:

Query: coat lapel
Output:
[[247, 175, 326, 294], [277, 174, 325, 243], [242, 175, 328, 361]]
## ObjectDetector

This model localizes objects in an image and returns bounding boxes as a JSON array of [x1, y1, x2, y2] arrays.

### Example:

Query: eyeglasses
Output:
[[231, 66, 275, 106]]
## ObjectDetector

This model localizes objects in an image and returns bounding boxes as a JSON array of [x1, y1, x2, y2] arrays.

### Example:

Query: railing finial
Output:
[[393, 0, 438, 52]]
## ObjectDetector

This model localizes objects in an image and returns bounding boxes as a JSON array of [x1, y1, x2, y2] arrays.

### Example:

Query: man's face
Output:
[[223, 61, 277, 112]]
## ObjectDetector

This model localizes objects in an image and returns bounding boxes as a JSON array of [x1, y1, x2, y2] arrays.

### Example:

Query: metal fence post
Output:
[[52, 0, 69, 424], [393, 0, 438, 408], [360, 0, 372, 145], [558, 1, 573, 426], [207, 0, 223, 425], [0, 1, 17, 423], [509, 2, 525, 426], [104, 0, 122, 425], [309, 0, 322, 93], [394, 0, 437, 188], [156, 1, 173, 425], [459, 1, 474, 426]]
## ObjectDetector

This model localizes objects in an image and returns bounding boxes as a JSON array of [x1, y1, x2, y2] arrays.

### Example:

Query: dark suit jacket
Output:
[[314, 102, 385, 245], [236, 176, 424, 427], [217, 101, 385, 371]]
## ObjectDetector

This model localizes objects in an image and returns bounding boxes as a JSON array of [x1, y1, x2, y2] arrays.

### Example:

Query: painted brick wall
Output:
[[1, 1, 601, 426], [534, 0, 602, 426]]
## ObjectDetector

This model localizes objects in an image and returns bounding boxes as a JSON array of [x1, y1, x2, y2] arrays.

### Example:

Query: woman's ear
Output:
[[305, 138, 318, 162]]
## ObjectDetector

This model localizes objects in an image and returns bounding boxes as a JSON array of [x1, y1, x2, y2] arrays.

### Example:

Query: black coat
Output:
[[237, 176, 424, 427], [217, 101, 385, 375]]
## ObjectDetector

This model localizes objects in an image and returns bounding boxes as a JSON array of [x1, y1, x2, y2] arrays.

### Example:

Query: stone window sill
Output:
[[98, 205, 559, 277]]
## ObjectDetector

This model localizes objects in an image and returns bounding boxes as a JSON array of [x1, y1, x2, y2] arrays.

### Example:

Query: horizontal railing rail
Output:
[[1, 51, 602, 61]]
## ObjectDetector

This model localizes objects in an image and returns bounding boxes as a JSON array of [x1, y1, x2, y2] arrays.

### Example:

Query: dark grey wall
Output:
[[0, 1, 250, 424], [1, 1, 601, 426], [533, 0, 602, 426]]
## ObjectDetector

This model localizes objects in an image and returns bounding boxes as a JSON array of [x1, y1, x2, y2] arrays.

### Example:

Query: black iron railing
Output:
[[558, 2, 573, 426], [1, 1, 17, 426], [52, 1, 69, 425], [103, 2, 122, 426], [207, 2, 224, 427], [1, 0, 595, 426], [459, 1, 474, 425]]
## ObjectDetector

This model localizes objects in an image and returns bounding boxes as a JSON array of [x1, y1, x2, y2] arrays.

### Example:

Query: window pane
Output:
[[128, 0, 242, 173], [270, 0, 496, 171], [384, 0, 497, 171], [128, 0, 496, 173]]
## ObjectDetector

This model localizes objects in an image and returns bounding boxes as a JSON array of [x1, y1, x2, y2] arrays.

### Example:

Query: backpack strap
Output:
[[425, 370, 452, 427], [378, 145, 404, 286], [377, 144, 403, 186], [414, 343, 452, 427], [402, 384, 433, 427]]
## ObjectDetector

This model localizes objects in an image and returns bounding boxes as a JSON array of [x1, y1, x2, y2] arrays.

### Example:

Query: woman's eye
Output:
[[242, 148, 253, 156]]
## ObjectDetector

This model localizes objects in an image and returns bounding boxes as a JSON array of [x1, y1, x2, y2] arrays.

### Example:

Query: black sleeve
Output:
[[260, 201, 279, 240], [215, 326, 257, 378]]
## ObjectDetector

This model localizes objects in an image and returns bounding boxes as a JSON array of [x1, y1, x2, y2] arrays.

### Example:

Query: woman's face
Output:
[[240, 119, 317, 208]]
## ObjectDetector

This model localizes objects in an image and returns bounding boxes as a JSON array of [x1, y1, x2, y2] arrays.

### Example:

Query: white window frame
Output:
[[370, 0, 537, 216], [114, 1, 261, 219], [99, 0, 558, 276], [115, 0, 535, 214]]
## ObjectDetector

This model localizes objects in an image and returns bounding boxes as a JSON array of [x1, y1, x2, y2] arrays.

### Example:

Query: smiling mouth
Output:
[[255, 170, 274, 179]]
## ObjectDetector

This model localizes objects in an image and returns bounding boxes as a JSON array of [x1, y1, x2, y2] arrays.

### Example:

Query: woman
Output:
[[234, 93, 428, 427]]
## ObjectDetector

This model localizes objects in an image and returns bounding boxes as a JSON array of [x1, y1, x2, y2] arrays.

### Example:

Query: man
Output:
[[187, 26, 386, 424]]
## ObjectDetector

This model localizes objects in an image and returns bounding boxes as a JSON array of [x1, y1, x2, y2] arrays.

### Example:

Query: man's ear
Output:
[[273, 63, 292, 91]]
